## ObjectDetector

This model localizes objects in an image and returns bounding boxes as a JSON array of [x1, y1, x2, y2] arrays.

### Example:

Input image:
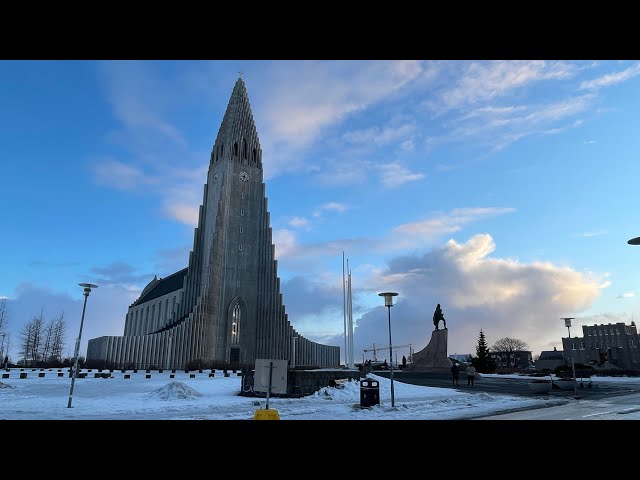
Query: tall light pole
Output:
[[562, 317, 577, 396], [67, 283, 98, 408], [378, 292, 398, 408], [562, 317, 574, 338]]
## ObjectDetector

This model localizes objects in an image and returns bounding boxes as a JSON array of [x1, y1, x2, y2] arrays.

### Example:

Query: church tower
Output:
[[86, 78, 340, 369]]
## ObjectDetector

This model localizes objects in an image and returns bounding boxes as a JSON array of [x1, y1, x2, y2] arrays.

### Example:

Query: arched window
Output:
[[242, 139, 247, 159], [252, 148, 256, 163], [232, 303, 240, 343], [233, 142, 238, 156], [220, 144, 223, 158]]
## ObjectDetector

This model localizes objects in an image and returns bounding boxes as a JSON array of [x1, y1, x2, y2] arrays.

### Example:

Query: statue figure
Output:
[[433, 303, 446, 330]]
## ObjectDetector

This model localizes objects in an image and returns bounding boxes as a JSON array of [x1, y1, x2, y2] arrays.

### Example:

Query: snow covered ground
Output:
[[0, 368, 575, 420]]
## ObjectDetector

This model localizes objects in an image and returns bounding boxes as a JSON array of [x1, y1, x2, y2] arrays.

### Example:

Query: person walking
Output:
[[466, 364, 477, 387], [451, 363, 460, 386]]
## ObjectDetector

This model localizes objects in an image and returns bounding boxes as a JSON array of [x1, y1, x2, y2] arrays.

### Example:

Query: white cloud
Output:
[[340, 234, 604, 359], [444, 95, 593, 152], [257, 60, 427, 179], [435, 61, 576, 112], [378, 163, 425, 188], [313, 159, 374, 187], [343, 123, 416, 147], [273, 229, 297, 259], [617, 292, 635, 299], [312, 202, 350, 218], [391, 207, 516, 247], [289, 217, 310, 229], [92, 158, 149, 191], [99, 61, 186, 147], [584, 139, 596, 144], [261, 61, 424, 147], [580, 63, 640, 90]]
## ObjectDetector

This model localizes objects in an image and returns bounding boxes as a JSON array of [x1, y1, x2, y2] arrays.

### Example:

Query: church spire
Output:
[[214, 77, 261, 169]]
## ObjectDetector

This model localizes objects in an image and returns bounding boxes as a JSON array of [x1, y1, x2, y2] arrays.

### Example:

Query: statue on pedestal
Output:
[[433, 303, 446, 330]]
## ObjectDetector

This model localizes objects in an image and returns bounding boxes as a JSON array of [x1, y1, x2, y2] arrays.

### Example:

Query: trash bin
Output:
[[360, 378, 380, 407]]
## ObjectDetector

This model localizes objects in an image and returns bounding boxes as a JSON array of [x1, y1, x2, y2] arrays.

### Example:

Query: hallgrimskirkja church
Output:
[[86, 78, 340, 370]]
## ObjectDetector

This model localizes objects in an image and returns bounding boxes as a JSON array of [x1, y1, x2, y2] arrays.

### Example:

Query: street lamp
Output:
[[378, 292, 398, 408], [561, 317, 577, 396], [67, 283, 98, 408]]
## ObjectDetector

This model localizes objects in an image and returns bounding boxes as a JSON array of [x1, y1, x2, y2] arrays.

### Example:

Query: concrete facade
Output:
[[87, 78, 340, 370], [408, 329, 453, 371], [562, 322, 640, 370]]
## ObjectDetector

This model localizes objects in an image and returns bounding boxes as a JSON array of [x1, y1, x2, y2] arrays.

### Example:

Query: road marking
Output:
[[581, 411, 614, 418], [617, 407, 640, 415]]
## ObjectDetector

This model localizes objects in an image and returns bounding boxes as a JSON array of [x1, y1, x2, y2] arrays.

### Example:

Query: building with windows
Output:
[[562, 322, 640, 370], [535, 347, 565, 371], [86, 78, 340, 370], [489, 350, 533, 369]]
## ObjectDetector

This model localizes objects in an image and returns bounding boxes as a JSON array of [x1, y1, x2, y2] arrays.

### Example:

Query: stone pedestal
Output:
[[408, 328, 453, 372]]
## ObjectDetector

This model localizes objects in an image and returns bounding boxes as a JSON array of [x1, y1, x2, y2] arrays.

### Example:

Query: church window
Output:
[[234, 142, 238, 156], [239, 244, 242, 251], [243, 139, 247, 159], [240, 227, 243, 233], [252, 149, 257, 163], [241, 209, 244, 216]]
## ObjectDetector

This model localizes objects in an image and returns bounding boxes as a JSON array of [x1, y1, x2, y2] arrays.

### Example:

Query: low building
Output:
[[562, 322, 640, 370], [535, 347, 565, 372], [490, 350, 532, 369]]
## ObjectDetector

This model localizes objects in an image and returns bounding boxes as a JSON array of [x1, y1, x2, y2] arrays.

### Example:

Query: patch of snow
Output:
[[145, 381, 203, 400]]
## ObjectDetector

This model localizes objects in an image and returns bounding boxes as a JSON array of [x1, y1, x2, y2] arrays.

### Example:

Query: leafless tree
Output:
[[50, 313, 66, 364], [491, 337, 530, 368], [0, 298, 8, 361], [41, 321, 55, 364], [19, 321, 35, 366], [18, 311, 45, 366], [0, 298, 8, 334]]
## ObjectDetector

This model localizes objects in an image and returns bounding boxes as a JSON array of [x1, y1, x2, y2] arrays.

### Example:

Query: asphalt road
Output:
[[373, 370, 640, 402]]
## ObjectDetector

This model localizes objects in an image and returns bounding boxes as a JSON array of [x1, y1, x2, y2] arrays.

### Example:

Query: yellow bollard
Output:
[[253, 409, 280, 420]]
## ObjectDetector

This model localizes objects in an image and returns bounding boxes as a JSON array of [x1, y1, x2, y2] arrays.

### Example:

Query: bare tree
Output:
[[0, 298, 8, 361], [29, 312, 45, 365], [50, 313, 66, 364], [18, 312, 46, 366], [491, 337, 530, 369], [19, 321, 35, 367], [0, 298, 8, 333], [41, 320, 55, 364]]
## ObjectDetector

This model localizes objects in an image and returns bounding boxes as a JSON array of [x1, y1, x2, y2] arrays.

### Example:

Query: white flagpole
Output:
[[342, 251, 347, 367]]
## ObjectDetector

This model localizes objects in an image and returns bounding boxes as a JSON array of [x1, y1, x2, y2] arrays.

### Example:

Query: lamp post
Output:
[[561, 317, 577, 396], [378, 292, 398, 408], [67, 283, 98, 408]]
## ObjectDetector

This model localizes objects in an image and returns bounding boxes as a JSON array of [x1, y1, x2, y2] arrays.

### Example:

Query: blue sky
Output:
[[1, 60, 639, 363]]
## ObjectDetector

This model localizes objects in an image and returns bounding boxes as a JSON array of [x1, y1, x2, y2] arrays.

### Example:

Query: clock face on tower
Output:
[[239, 171, 249, 182]]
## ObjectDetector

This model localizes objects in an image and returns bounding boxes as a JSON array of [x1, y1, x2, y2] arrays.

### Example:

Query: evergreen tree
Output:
[[475, 330, 496, 373]]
